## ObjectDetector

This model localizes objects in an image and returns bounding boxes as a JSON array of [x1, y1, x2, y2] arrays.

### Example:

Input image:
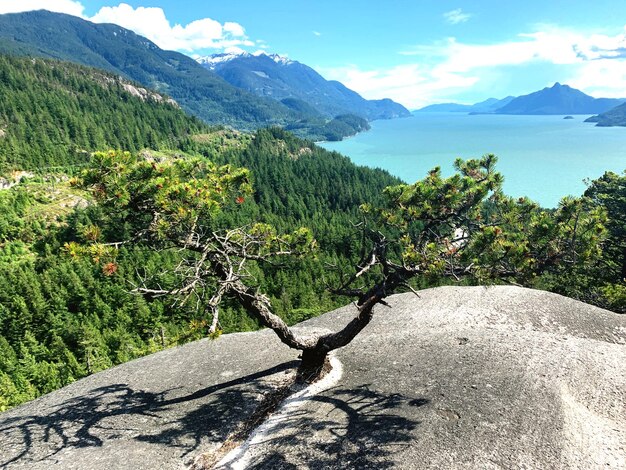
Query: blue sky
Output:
[[3, 1, 626, 108]]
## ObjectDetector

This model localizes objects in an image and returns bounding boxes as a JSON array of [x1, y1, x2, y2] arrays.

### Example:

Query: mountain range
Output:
[[415, 96, 515, 114], [417, 83, 625, 116], [0, 10, 297, 130], [197, 51, 410, 121], [0, 10, 407, 139], [495, 83, 624, 115]]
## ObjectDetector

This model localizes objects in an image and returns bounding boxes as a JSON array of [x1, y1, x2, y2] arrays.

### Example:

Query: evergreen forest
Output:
[[0, 55, 623, 411]]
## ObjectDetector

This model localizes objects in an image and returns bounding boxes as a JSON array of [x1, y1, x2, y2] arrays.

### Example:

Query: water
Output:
[[319, 113, 626, 207]]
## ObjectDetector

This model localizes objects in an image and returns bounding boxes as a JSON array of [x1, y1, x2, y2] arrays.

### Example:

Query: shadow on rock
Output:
[[245, 385, 429, 469], [0, 361, 298, 468]]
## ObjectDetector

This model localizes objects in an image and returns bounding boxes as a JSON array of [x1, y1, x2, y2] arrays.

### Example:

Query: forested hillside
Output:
[[0, 55, 401, 410], [0, 10, 299, 130], [0, 55, 208, 170]]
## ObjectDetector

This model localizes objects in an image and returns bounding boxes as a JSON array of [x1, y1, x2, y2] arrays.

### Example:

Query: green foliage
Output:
[[537, 170, 625, 311], [0, 55, 208, 170], [286, 113, 370, 141], [585, 171, 626, 276], [0, 10, 298, 129], [80, 150, 252, 240], [363, 155, 605, 288], [0, 129, 399, 409]]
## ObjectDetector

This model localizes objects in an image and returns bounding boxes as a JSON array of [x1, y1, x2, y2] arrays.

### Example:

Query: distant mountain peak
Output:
[[196, 51, 293, 70], [548, 82, 573, 90], [195, 52, 250, 69], [496, 82, 624, 115], [266, 53, 294, 65], [195, 50, 410, 120]]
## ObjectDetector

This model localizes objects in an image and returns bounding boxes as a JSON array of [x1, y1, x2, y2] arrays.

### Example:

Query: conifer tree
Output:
[[74, 151, 605, 380]]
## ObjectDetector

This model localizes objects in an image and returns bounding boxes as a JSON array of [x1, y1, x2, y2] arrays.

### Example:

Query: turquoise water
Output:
[[319, 113, 626, 207]]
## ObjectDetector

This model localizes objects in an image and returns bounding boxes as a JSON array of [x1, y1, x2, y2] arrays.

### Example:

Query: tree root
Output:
[[190, 374, 296, 470], [190, 354, 340, 470], [295, 354, 332, 384]]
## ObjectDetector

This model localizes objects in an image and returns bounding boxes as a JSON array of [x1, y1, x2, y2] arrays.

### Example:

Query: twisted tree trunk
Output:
[[230, 274, 387, 382]]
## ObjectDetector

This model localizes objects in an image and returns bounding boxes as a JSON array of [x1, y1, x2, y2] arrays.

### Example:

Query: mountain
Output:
[[197, 51, 410, 120], [415, 96, 515, 113], [415, 102, 475, 113], [494, 83, 624, 115], [584, 102, 626, 126], [467, 96, 516, 113], [0, 55, 208, 170], [0, 10, 298, 129], [416, 84, 625, 116]]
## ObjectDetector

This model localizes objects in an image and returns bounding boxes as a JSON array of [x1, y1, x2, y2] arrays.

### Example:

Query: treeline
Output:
[[0, 55, 208, 170]]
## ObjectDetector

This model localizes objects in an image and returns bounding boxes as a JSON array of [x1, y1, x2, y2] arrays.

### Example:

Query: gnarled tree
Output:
[[71, 151, 606, 380]]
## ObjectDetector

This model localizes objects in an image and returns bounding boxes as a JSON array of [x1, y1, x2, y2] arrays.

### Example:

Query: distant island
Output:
[[563, 116, 574, 119]]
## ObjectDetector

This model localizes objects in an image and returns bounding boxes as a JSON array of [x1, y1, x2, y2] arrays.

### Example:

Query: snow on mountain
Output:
[[196, 51, 293, 70], [195, 49, 410, 120]]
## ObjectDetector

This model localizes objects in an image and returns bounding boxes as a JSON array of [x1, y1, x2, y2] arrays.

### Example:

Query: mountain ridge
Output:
[[416, 83, 625, 115], [415, 96, 515, 113], [495, 82, 624, 115], [0, 10, 407, 140], [0, 10, 303, 129], [584, 101, 626, 126], [197, 51, 411, 121]]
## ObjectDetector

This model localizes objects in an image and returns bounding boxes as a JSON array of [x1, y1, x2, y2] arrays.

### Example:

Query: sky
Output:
[[2, 1, 626, 108]]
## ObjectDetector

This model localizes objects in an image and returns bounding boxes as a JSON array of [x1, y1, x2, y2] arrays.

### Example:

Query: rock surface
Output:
[[1, 286, 625, 469]]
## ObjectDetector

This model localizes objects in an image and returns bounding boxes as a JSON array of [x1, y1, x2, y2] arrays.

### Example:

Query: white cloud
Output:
[[318, 63, 478, 109], [322, 25, 626, 108], [432, 27, 626, 98], [89, 3, 252, 52], [569, 59, 626, 98], [223, 22, 245, 37], [1, 1, 256, 54], [313, 31, 322, 37], [443, 8, 471, 25], [0, 0, 84, 16]]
